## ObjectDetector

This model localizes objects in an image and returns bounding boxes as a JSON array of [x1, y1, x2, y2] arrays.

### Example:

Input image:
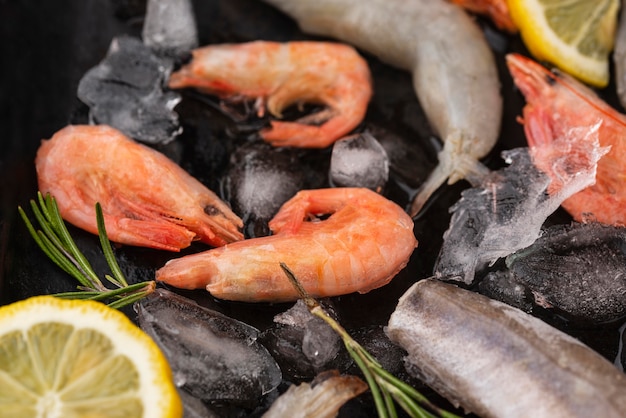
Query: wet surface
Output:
[[1, 0, 625, 415]]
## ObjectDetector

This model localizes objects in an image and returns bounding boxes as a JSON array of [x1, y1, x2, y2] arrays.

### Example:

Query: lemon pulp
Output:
[[509, 0, 619, 87], [0, 296, 182, 418]]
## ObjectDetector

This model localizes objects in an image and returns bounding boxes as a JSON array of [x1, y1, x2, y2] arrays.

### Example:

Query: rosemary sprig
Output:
[[18, 192, 155, 308], [280, 262, 461, 418]]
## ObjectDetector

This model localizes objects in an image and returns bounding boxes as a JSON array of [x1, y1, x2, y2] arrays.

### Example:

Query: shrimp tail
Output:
[[409, 137, 490, 217], [409, 156, 453, 217]]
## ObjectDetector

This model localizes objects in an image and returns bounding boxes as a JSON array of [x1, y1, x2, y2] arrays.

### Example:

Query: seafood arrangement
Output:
[[260, 0, 503, 216], [508, 53, 626, 226], [2, 0, 626, 416]]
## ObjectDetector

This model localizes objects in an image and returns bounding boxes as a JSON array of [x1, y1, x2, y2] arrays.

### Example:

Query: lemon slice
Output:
[[0, 296, 182, 418], [508, 0, 619, 87]]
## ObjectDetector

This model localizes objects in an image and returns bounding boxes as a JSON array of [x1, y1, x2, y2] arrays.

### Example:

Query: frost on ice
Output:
[[434, 124, 608, 285]]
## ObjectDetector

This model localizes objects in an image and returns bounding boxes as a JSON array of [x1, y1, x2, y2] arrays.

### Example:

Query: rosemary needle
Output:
[[279, 262, 461, 418], [19, 192, 155, 309]]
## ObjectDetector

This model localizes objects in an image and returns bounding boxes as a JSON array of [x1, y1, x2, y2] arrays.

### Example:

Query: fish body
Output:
[[387, 279, 626, 417]]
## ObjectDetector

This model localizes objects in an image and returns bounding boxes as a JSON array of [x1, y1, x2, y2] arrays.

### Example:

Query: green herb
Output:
[[18, 192, 155, 309], [280, 262, 461, 418]]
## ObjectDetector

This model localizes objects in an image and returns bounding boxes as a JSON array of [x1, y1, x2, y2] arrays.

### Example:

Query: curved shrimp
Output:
[[36, 125, 244, 251], [507, 53, 626, 226], [449, 0, 517, 33], [156, 187, 417, 302], [259, 0, 503, 216], [168, 41, 373, 149]]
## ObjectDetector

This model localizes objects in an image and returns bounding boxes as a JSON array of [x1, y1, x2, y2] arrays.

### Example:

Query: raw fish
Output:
[[386, 279, 626, 418]]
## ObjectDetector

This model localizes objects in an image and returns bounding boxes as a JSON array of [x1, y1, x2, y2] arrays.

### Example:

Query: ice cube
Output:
[[505, 222, 626, 323], [224, 141, 305, 237], [77, 36, 182, 144], [274, 300, 341, 369], [260, 300, 345, 380], [135, 289, 282, 405], [329, 132, 389, 192], [142, 0, 198, 57]]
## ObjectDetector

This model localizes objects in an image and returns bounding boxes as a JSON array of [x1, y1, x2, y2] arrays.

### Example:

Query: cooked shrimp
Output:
[[168, 41, 372, 148], [507, 53, 626, 226], [156, 187, 417, 302], [449, 0, 517, 33], [36, 125, 243, 251], [260, 0, 503, 216]]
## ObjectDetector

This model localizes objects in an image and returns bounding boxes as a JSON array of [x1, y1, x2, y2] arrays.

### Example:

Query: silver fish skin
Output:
[[261, 0, 502, 215], [386, 279, 626, 418], [614, 0, 626, 109]]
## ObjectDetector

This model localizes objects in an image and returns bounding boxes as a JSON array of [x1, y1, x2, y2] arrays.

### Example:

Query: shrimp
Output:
[[507, 53, 626, 226], [156, 187, 417, 302], [449, 0, 517, 33], [259, 0, 503, 216], [36, 125, 244, 251], [168, 41, 372, 149]]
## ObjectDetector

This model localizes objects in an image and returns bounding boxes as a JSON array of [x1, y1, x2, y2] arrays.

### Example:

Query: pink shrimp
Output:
[[156, 187, 417, 302], [168, 41, 373, 149], [36, 125, 243, 251], [507, 53, 626, 226], [450, 0, 517, 33]]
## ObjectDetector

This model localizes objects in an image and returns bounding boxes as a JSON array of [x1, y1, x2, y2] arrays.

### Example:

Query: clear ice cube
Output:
[[135, 289, 282, 405], [77, 36, 182, 144], [329, 132, 389, 192], [142, 0, 198, 57]]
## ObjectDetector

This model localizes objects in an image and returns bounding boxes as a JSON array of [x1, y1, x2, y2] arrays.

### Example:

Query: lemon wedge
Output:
[[508, 0, 619, 87], [0, 296, 182, 418]]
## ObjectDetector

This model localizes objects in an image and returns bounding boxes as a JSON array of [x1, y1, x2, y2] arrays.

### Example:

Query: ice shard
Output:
[[434, 124, 608, 285]]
